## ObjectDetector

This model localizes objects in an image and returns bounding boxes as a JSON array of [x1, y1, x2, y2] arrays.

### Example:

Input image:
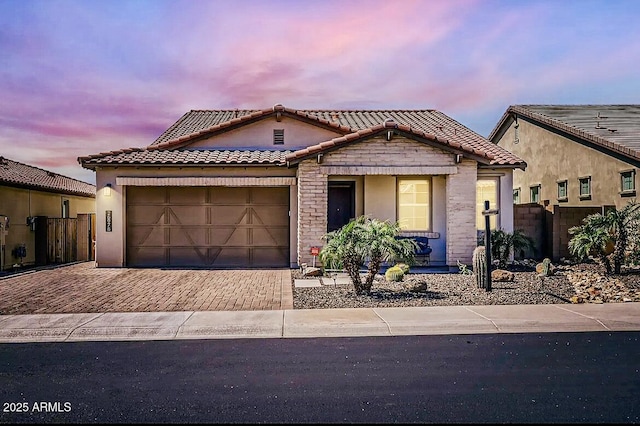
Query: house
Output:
[[78, 104, 525, 270], [0, 156, 96, 271], [489, 104, 640, 259]]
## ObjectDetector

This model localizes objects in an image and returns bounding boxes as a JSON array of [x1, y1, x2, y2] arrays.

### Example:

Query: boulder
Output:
[[491, 269, 515, 282], [302, 267, 323, 277]]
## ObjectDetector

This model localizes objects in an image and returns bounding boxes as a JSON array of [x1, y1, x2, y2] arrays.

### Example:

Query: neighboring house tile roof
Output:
[[0, 156, 95, 197], [489, 105, 640, 163], [80, 149, 292, 167], [80, 104, 525, 168]]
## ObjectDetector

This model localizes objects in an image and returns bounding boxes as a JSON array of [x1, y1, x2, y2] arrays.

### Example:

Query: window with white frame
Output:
[[621, 170, 636, 194], [476, 178, 498, 230], [513, 187, 520, 204], [557, 180, 568, 201], [397, 177, 430, 231], [530, 185, 540, 203], [579, 176, 591, 199]]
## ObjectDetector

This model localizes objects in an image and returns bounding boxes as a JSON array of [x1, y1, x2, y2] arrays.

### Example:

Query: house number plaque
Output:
[[106, 210, 113, 232]]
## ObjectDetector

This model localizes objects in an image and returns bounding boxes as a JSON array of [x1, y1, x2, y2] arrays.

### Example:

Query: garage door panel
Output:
[[169, 228, 208, 246], [211, 206, 249, 225], [212, 228, 248, 246], [213, 248, 250, 267], [168, 206, 207, 225], [252, 248, 288, 266], [169, 247, 206, 266], [253, 206, 289, 226], [168, 187, 206, 204], [252, 227, 288, 246], [126, 186, 289, 267], [212, 187, 249, 204], [252, 187, 289, 204], [129, 226, 165, 246], [128, 206, 165, 225], [128, 248, 166, 267], [128, 187, 166, 204]]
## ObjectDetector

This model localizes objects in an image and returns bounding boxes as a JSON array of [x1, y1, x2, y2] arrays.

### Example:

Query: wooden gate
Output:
[[47, 218, 77, 264], [34, 214, 95, 265]]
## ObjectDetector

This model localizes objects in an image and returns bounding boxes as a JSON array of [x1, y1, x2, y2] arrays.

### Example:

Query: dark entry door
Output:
[[328, 182, 355, 232]]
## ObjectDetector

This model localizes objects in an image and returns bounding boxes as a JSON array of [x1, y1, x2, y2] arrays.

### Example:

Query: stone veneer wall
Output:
[[297, 160, 328, 266], [445, 158, 477, 266]]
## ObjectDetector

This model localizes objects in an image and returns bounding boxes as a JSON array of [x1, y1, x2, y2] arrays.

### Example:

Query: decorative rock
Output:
[[302, 267, 323, 277], [491, 269, 515, 282]]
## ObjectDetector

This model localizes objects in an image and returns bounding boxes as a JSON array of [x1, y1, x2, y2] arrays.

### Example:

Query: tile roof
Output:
[[489, 105, 640, 163], [80, 149, 292, 168], [81, 104, 525, 168], [285, 119, 497, 165], [0, 156, 95, 197]]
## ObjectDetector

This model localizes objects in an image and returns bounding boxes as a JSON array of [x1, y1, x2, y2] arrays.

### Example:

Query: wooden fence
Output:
[[35, 214, 95, 265]]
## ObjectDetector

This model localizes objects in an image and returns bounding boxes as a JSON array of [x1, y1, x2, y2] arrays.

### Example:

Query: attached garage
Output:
[[126, 186, 289, 268]]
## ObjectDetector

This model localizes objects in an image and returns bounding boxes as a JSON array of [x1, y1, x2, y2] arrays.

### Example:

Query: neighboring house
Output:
[[0, 156, 96, 271], [489, 105, 640, 259], [79, 104, 525, 270]]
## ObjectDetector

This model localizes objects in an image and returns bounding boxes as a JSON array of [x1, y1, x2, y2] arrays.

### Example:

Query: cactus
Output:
[[537, 257, 554, 276], [473, 246, 488, 289], [395, 263, 410, 274], [385, 265, 405, 282]]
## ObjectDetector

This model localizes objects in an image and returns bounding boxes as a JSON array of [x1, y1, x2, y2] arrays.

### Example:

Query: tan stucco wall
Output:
[[0, 185, 95, 269], [94, 165, 297, 267], [187, 116, 343, 150], [364, 176, 396, 221], [497, 118, 638, 209]]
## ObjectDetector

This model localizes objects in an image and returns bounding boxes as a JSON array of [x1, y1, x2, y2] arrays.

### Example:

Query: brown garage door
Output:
[[126, 186, 289, 267]]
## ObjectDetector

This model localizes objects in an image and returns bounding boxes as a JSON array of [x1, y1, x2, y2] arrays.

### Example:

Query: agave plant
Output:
[[319, 216, 417, 295]]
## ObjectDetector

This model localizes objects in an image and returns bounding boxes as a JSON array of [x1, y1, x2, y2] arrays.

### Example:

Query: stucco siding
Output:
[[187, 116, 343, 150], [498, 119, 638, 209], [0, 185, 95, 269]]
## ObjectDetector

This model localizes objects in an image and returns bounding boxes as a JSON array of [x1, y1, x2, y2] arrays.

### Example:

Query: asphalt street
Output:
[[2, 332, 639, 424]]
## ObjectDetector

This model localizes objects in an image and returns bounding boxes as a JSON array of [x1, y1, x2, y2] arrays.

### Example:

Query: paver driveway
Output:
[[0, 262, 293, 315]]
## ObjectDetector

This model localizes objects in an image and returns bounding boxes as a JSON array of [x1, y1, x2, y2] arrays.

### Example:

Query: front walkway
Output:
[[0, 262, 292, 315]]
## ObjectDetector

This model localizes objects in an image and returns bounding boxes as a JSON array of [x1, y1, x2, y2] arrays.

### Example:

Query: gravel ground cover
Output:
[[292, 262, 640, 310]]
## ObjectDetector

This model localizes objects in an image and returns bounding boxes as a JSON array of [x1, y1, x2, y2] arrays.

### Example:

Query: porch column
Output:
[[445, 159, 477, 267], [297, 160, 328, 266]]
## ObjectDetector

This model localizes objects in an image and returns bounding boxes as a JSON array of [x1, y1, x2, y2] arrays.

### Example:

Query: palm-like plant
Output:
[[605, 201, 640, 274], [568, 201, 640, 274], [319, 216, 418, 295], [568, 214, 613, 274], [479, 229, 535, 268]]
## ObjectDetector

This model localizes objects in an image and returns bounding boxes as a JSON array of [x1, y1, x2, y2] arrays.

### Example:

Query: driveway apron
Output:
[[0, 262, 293, 315]]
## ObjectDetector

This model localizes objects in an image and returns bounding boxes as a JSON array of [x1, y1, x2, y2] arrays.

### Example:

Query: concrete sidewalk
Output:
[[1, 302, 639, 343]]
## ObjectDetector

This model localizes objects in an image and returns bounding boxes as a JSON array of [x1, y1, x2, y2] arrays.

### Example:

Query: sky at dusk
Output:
[[1, 0, 639, 185]]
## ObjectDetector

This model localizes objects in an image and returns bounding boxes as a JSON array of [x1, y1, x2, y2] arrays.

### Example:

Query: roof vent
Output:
[[383, 118, 395, 127], [273, 129, 284, 145]]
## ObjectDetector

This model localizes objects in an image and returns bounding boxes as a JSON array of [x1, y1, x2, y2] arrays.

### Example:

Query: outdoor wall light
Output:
[[104, 183, 112, 197]]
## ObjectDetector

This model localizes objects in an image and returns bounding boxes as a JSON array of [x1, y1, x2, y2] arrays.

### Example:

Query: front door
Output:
[[327, 182, 355, 232]]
